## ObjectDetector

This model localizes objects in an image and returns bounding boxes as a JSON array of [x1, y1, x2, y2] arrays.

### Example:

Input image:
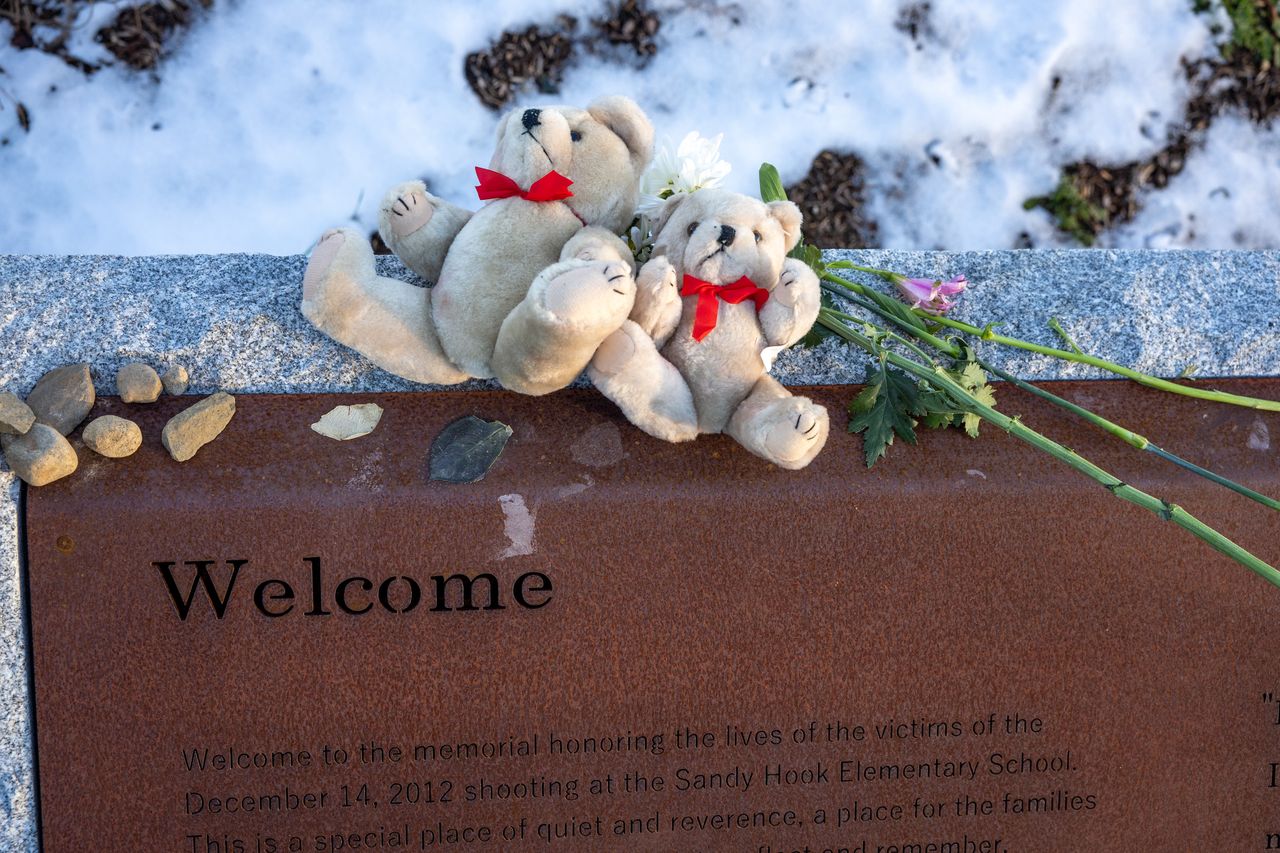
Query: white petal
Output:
[[760, 345, 786, 373]]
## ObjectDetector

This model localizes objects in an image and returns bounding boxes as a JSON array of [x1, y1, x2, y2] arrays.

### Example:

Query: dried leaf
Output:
[[311, 403, 383, 441], [429, 416, 512, 483]]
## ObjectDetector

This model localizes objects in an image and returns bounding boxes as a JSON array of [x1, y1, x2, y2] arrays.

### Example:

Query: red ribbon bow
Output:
[[680, 274, 771, 342], [474, 167, 574, 202]]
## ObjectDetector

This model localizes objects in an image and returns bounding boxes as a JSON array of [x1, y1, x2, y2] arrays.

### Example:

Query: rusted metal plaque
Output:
[[25, 381, 1280, 852]]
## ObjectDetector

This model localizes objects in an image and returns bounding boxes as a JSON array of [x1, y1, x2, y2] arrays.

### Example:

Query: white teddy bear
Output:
[[589, 188, 830, 469], [301, 96, 654, 395]]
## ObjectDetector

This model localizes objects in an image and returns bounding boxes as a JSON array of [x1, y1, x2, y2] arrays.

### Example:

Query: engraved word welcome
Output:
[[152, 557, 553, 620]]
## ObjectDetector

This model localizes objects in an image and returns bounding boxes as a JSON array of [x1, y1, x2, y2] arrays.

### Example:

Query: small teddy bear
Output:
[[588, 188, 830, 469], [301, 96, 654, 395]]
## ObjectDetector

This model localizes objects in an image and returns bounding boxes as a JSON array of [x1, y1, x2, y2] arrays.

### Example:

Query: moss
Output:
[[1022, 175, 1108, 247], [1198, 0, 1280, 65]]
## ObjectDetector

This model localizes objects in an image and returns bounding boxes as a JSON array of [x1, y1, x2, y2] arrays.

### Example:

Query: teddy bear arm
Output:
[[630, 256, 682, 347], [759, 258, 822, 347], [561, 227, 634, 266], [377, 180, 472, 283]]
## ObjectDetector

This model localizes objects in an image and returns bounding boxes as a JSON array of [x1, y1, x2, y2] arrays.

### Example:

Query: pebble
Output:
[[3, 423, 78, 486], [162, 392, 236, 462], [161, 364, 190, 395], [0, 392, 35, 435], [117, 363, 163, 403], [25, 363, 95, 435], [82, 415, 143, 458]]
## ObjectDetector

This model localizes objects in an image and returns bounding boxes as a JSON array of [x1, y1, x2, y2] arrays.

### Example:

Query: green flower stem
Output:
[[1048, 317, 1084, 354], [824, 263, 1280, 413], [820, 277, 959, 355], [817, 309, 1280, 589], [822, 306, 940, 366], [979, 359, 1280, 512], [821, 274, 1278, 512]]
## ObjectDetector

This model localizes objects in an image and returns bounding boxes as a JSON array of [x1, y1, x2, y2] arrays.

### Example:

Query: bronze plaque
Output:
[[25, 381, 1280, 852]]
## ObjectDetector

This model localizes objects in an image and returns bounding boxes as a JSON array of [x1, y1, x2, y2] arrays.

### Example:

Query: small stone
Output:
[[0, 392, 35, 435], [82, 415, 143, 458], [3, 423, 78, 486], [162, 392, 235, 462], [161, 364, 190, 395], [26, 363, 95, 435], [117, 363, 163, 403]]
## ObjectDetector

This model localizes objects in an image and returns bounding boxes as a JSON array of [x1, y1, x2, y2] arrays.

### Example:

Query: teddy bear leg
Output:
[[377, 180, 472, 283], [301, 227, 471, 384], [725, 374, 829, 469], [490, 259, 637, 396], [588, 320, 699, 442]]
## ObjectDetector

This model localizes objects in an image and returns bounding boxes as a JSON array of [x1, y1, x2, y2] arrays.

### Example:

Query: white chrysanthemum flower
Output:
[[637, 131, 732, 215]]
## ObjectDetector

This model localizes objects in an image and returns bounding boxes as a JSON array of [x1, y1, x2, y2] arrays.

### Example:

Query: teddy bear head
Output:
[[651, 188, 803, 287], [489, 95, 654, 234]]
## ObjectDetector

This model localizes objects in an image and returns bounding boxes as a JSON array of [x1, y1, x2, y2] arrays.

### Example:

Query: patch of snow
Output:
[[1117, 117, 1280, 249], [0, 0, 1268, 253]]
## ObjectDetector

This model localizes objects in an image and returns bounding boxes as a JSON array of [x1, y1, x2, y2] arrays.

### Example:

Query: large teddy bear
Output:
[[588, 188, 830, 469], [301, 96, 655, 395]]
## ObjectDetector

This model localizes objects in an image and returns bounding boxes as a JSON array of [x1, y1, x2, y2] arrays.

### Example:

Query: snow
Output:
[[0, 0, 1272, 254]]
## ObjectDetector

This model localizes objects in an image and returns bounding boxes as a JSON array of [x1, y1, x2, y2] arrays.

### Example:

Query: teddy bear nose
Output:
[[522, 109, 542, 130], [717, 224, 736, 246]]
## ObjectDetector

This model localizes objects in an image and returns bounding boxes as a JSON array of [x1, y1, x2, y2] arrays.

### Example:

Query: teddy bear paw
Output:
[[760, 397, 829, 469], [631, 255, 682, 344], [378, 181, 436, 240], [540, 260, 636, 333]]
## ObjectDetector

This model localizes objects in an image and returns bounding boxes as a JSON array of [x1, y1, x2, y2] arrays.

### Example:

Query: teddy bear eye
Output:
[[570, 130, 582, 142], [753, 230, 762, 243], [687, 221, 699, 236]]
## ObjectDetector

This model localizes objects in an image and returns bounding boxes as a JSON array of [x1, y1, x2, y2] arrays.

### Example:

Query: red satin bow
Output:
[[680, 274, 771, 342], [474, 167, 574, 202]]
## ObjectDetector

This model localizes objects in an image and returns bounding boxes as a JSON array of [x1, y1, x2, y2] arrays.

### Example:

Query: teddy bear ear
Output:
[[768, 200, 803, 252], [650, 192, 688, 237], [588, 96, 654, 168]]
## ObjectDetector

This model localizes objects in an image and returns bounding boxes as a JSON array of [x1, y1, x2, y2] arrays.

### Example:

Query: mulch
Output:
[[785, 150, 879, 250], [464, 0, 659, 110], [1044, 46, 1280, 242], [94, 0, 211, 71]]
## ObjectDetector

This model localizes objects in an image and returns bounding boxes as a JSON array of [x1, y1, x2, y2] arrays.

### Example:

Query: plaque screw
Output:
[[55, 535, 73, 554]]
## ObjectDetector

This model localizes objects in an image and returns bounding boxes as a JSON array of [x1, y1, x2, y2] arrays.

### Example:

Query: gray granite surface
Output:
[[0, 250, 1276, 397], [0, 249, 1277, 850]]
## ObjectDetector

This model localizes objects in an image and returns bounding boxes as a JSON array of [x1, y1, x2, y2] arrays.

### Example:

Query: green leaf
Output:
[[958, 361, 986, 389], [759, 163, 788, 203], [951, 363, 996, 438], [847, 362, 924, 467], [429, 415, 513, 483], [917, 385, 962, 429], [792, 241, 824, 269]]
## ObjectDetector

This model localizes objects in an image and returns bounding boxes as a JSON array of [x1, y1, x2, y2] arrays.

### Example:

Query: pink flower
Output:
[[894, 274, 967, 314]]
